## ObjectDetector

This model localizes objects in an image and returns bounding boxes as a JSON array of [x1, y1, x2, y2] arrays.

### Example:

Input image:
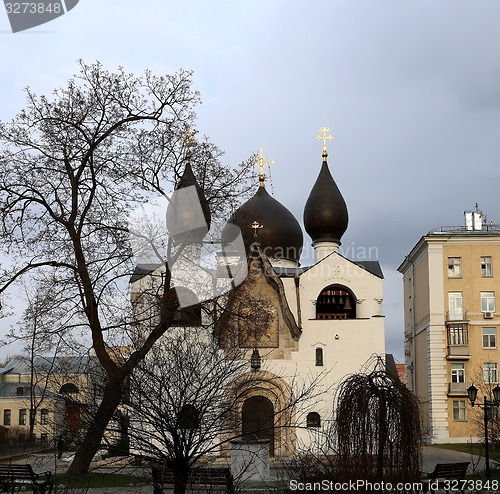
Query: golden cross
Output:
[[182, 130, 197, 161], [249, 220, 264, 238], [316, 127, 334, 155], [256, 146, 275, 188]]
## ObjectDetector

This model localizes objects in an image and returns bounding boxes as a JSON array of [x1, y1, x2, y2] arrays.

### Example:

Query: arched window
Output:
[[172, 287, 201, 326], [315, 348, 323, 366], [307, 412, 321, 428], [316, 285, 356, 320], [59, 383, 79, 394], [172, 305, 201, 326], [178, 404, 200, 429]]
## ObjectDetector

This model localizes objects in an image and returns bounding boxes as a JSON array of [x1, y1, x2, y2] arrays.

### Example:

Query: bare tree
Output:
[[0, 60, 253, 473], [127, 325, 328, 494], [468, 363, 500, 448]]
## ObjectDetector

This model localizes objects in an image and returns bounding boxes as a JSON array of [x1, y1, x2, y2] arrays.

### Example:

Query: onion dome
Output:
[[303, 151, 348, 245], [166, 161, 211, 244], [222, 186, 303, 264]]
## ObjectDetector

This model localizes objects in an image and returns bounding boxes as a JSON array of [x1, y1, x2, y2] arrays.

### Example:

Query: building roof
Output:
[[274, 260, 383, 279], [1, 356, 93, 376], [353, 261, 384, 279], [130, 263, 162, 283], [428, 224, 500, 235], [0, 381, 58, 399]]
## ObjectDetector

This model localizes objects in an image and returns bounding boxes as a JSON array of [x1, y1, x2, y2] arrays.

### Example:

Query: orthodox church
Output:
[[130, 129, 385, 457]]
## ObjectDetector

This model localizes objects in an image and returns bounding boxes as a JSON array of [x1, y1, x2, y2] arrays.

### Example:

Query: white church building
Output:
[[130, 132, 386, 458]]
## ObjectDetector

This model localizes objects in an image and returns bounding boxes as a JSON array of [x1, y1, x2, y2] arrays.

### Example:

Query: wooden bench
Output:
[[422, 462, 470, 493], [0, 464, 53, 493], [151, 461, 234, 493]]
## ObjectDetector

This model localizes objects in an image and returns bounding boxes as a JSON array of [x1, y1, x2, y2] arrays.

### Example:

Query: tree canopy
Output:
[[0, 60, 254, 473]]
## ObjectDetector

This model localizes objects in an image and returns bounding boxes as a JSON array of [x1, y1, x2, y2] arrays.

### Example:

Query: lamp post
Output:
[[467, 384, 500, 478]]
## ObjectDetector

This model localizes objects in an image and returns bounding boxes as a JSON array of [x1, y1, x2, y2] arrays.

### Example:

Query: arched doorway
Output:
[[241, 396, 275, 456]]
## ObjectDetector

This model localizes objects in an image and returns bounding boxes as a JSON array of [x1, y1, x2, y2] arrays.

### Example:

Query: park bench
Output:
[[0, 464, 53, 493], [151, 461, 234, 494], [422, 462, 470, 493]]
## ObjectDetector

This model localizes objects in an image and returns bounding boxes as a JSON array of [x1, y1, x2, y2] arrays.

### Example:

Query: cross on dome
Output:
[[316, 127, 334, 158], [256, 146, 275, 188], [249, 220, 264, 238], [183, 129, 197, 162]]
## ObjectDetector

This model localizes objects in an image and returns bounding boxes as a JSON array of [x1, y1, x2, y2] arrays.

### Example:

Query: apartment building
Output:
[[398, 209, 500, 443]]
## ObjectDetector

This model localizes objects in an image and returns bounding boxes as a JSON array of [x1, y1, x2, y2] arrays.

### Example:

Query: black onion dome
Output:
[[303, 157, 348, 244], [222, 186, 303, 263], [166, 162, 211, 243]]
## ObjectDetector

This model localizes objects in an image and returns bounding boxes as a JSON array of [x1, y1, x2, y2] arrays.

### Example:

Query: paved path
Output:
[[422, 445, 496, 476], [2, 446, 497, 493]]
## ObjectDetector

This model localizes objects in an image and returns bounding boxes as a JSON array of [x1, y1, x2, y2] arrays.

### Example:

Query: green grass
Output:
[[430, 442, 500, 464], [55, 472, 150, 488]]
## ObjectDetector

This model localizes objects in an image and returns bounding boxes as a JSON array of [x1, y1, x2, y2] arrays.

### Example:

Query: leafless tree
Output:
[[468, 363, 500, 448], [127, 325, 328, 494], [0, 60, 254, 473]]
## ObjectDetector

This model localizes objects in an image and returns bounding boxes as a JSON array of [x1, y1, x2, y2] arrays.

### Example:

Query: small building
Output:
[[0, 356, 93, 444]]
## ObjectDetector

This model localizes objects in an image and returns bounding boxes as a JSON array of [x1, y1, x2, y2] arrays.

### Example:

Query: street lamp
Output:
[[250, 348, 261, 371], [467, 384, 500, 477]]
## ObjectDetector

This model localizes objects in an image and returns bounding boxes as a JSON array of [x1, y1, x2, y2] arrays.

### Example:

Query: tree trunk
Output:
[[173, 465, 189, 494], [66, 377, 124, 474]]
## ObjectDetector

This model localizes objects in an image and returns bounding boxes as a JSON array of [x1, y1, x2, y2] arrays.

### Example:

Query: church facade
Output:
[[130, 131, 386, 457]]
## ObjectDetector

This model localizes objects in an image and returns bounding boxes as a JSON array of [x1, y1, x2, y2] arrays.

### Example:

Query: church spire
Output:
[[165, 130, 211, 245], [304, 126, 348, 262]]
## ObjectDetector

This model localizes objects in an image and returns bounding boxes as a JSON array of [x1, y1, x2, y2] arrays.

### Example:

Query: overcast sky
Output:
[[1, 0, 500, 361]]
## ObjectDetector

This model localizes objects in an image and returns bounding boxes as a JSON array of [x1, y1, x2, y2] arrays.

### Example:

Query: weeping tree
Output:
[[335, 358, 422, 489]]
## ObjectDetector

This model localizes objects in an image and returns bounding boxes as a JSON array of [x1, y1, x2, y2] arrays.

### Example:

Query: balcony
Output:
[[446, 311, 469, 323], [448, 382, 470, 397], [446, 322, 470, 359], [447, 345, 470, 359]]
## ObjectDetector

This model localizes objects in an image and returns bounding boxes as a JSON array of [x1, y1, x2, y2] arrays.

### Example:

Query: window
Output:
[[315, 348, 323, 366], [451, 363, 465, 383], [59, 383, 79, 394], [3, 409, 11, 426], [481, 292, 495, 313], [448, 292, 463, 320], [448, 257, 462, 278], [316, 285, 356, 320], [481, 256, 493, 277], [19, 409, 26, 426], [483, 328, 497, 348], [452, 400, 467, 421], [16, 386, 24, 396], [306, 412, 321, 428], [484, 362, 498, 384], [40, 409, 49, 425]]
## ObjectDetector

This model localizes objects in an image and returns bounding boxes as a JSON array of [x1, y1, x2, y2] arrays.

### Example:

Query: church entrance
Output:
[[241, 396, 275, 456]]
